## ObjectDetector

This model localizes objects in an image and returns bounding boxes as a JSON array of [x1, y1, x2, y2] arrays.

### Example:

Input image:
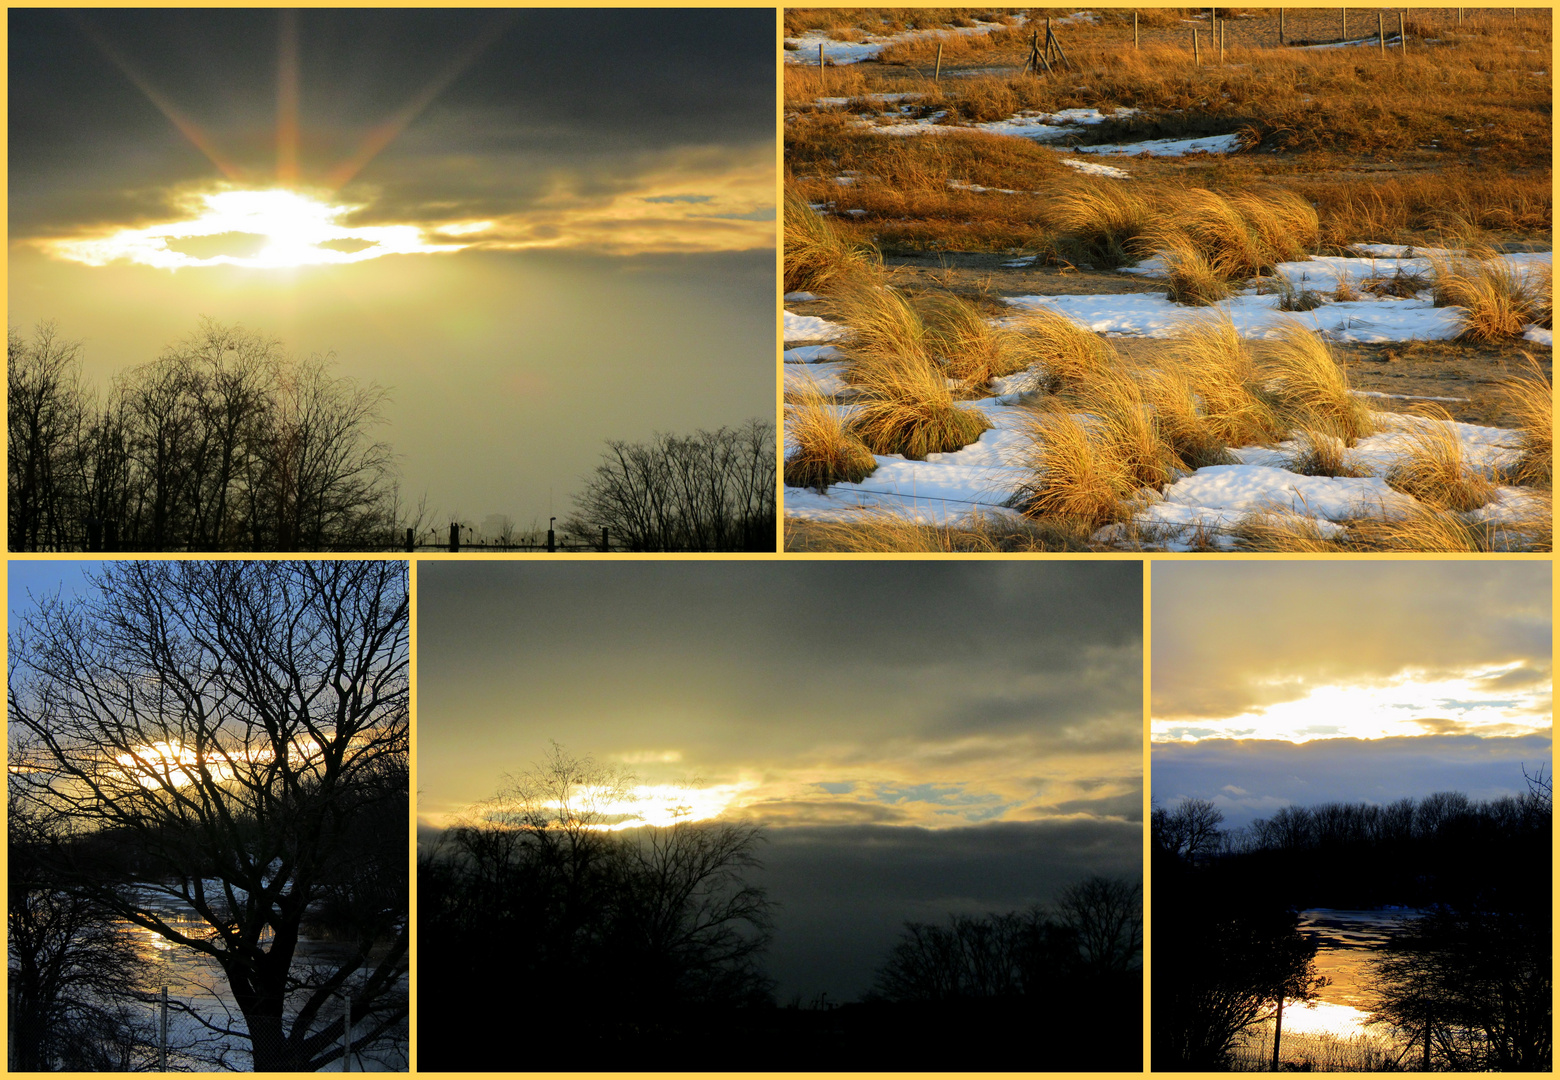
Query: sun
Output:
[[41, 186, 476, 271]]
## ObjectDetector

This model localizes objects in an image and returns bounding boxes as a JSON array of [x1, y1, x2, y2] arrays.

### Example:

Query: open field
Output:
[[782, 7, 1551, 551]]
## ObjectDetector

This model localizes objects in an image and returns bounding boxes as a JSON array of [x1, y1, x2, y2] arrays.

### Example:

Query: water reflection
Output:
[[1231, 908, 1420, 1070]]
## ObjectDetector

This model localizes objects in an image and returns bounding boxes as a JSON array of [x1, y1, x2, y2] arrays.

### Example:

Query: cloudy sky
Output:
[[1152, 561, 1552, 829], [418, 561, 1144, 999], [9, 9, 774, 521]]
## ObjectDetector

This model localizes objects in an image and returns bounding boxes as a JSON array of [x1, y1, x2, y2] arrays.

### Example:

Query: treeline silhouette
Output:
[[420, 748, 1141, 1070], [1153, 775, 1551, 1070], [9, 321, 405, 552], [1164, 785, 1550, 909], [564, 420, 777, 552]]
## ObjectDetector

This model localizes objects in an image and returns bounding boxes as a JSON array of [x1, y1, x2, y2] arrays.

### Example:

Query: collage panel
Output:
[[9, 8, 777, 555], [417, 560, 1143, 1070], [1151, 560, 1552, 1072], [780, 7, 1551, 553], [8, 559, 410, 1070]]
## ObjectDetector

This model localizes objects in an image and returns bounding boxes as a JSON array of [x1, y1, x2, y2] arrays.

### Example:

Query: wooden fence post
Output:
[[1134, 10, 1139, 48], [547, 517, 557, 553], [1341, 7, 1347, 40], [159, 986, 168, 1071], [448, 522, 459, 552], [1378, 11, 1384, 56], [1279, 7, 1284, 45], [1193, 26, 1200, 66], [1219, 18, 1225, 63], [1398, 11, 1405, 54], [934, 41, 943, 80], [601, 526, 609, 551], [404, 526, 414, 552], [818, 42, 824, 70]]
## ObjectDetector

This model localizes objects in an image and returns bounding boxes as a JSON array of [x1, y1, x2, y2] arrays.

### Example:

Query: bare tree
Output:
[[421, 745, 774, 1068], [8, 786, 154, 1071], [1057, 875, 1143, 975], [566, 420, 777, 551], [1156, 798, 1225, 862], [8, 323, 87, 551], [9, 320, 405, 552], [8, 561, 409, 1071]]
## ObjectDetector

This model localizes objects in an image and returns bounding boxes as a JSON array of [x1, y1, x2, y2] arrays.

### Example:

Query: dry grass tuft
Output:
[[1163, 316, 1284, 447], [1162, 233, 1237, 306], [1344, 504, 1505, 552], [1430, 252, 1546, 343], [920, 293, 1034, 388], [1015, 410, 1138, 530], [1232, 508, 1347, 552], [784, 190, 880, 295], [1012, 306, 1118, 394], [1284, 426, 1366, 478], [783, 386, 878, 492], [1494, 354, 1552, 487], [1049, 184, 1155, 270], [783, 508, 1096, 552], [1384, 409, 1498, 512], [1262, 321, 1375, 443], [1140, 363, 1238, 470], [847, 359, 993, 459], [1275, 276, 1326, 311]]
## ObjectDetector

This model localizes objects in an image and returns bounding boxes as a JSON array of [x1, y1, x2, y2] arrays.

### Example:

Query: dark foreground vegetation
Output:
[[564, 420, 778, 552], [10, 321, 778, 553], [9, 321, 406, 552], [1154, 774, 1551, 1070], [420, 747, 1141, 1070], [9, 562, 410, 1071]]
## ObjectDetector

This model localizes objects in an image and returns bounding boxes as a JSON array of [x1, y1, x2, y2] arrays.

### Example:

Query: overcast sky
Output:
[[418, 560, 1144, 1000], [9, 9, 774, 523], [1152, 561, 1552, 829]]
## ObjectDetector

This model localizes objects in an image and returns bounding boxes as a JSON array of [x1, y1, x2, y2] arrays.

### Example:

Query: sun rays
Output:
[[55, 10, 513, 270]]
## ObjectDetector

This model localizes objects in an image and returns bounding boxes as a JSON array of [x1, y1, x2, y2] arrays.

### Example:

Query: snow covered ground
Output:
[[784, 15, 1022, 66], [1008, 250, 1552, 344], [784, 247, 1551, 550]]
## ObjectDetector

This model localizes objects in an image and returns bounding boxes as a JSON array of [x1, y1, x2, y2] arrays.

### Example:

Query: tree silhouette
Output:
[[565, 420, 777, 551], [420, 745, 774, 1069], [7, 320, 404, 552], [8, 561, 409, 1070]]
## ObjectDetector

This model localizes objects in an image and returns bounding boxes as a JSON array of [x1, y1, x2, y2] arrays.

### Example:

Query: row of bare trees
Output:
[[872, 876, 1143, 1004], [565, 420, 777, 551], [419, 746, 775, 1069], [9, 321, 404, 551]]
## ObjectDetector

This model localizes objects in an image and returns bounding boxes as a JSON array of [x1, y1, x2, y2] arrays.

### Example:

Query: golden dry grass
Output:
[[1284, 426, 1366, 478], [1161, 233, 1237, 306], [1011, 306, 1118, 394], [836, 280, 992, 458], [783, 385, 879, 492], [920, 293, 1036, 388], [1140, 362, 1238, 470], [1262, 321, 1375, 444], [784, 190, 881, 296], [783, 507, 1095, 552], [1162, 316, 1284, 446], [1494, 355, 1552, 487], [1232, 508, 1347, 552], [1015, 409, 1139, 530], [1429, 252, 1548, 343], [1384, 409, 1498, 512], [1049, 183, 1155, 269]]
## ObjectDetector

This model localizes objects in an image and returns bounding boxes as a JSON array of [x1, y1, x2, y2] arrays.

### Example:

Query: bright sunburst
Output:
[[43, 187, 477, 271]]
